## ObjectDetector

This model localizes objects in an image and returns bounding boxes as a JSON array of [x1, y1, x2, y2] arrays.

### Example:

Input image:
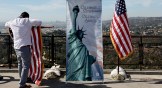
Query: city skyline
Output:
[[0, 0, 162, 22]]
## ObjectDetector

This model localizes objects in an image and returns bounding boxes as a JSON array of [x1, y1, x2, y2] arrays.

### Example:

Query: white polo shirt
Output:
[[5, 18, 42, 49]]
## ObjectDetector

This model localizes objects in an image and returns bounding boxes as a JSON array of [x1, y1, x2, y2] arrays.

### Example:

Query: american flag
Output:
[[110, 0, 133, 60], [29, 26, 44, 85]]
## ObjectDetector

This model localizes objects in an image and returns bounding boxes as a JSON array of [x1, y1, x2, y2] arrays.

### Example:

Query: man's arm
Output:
[[30, 19, 54, 29], [30, 19, 42, 26], [5, 21, 14, 40]]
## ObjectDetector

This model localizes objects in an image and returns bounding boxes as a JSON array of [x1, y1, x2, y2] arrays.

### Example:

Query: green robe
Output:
[[66, 31, 96, 81]]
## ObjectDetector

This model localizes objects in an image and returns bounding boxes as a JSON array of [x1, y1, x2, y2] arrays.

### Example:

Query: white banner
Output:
[[66, 0, 103, 81]]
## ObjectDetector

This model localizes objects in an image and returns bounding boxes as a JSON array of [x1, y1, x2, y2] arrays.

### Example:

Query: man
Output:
[[5, 12, 42, 88]]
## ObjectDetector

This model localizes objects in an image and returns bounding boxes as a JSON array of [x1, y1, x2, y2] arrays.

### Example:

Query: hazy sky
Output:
[[0, 0, 162, 22]]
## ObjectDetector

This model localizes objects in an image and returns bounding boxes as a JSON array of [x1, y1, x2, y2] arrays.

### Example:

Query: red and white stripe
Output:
[[29, 26, 43, 85], [110, 2, 133, 60]]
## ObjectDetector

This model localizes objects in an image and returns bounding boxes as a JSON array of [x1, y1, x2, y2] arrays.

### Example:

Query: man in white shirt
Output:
[[5, 12, 42, 88]]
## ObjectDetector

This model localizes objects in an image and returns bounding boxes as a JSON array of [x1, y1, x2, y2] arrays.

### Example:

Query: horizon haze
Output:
[[0, 0, 161, 22]]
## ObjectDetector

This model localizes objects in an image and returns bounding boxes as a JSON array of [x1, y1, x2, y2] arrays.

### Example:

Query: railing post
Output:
[[51, 35, 54, 65], [139, 36, 144, 71], [8, 35, 12, 69], [54, 37, 56, 65]]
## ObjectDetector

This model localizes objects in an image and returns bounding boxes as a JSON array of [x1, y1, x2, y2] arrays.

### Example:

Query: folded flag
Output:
[[29, 26, 43, 85]]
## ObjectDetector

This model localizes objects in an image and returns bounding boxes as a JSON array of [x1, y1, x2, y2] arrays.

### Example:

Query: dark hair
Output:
[[19, 12, 29, 18]]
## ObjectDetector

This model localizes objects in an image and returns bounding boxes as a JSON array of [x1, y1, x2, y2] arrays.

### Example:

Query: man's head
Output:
[[19, 12, 29, 18]]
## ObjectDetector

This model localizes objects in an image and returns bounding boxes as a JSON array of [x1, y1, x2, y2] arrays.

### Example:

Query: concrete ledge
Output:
[[0, 68, 162, 75], [104, 69, 162, 75], [0, 68, 18, 73]]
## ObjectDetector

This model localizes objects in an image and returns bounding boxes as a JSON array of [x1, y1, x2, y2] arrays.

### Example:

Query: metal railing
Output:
[[103, 35, 162, 70], [0, 34, 162, 70]]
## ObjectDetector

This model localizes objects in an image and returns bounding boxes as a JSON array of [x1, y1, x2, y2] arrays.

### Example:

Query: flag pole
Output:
[[117, 56, 120, 75], [117, 56, 120, 80]]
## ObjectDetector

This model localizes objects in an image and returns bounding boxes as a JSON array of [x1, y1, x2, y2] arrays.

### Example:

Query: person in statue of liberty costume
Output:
[[66, 5, 96, 81]]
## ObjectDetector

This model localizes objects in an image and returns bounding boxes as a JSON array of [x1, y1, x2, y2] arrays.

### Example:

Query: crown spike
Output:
[[81, 26, 84, 30], [83, 30, 86, 32]]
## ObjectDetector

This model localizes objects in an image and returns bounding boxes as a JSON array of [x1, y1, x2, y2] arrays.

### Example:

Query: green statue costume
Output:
[[66, 5, 96, 81]]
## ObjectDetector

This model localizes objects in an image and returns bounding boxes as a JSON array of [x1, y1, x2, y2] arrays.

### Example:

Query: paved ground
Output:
[[0, 73, 162, 88]]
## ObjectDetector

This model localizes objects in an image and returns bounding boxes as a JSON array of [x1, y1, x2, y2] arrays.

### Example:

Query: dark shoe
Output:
[[19, 84, 32, 88], [0, 75, 3, 80], [27, 78, 34, 83]]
